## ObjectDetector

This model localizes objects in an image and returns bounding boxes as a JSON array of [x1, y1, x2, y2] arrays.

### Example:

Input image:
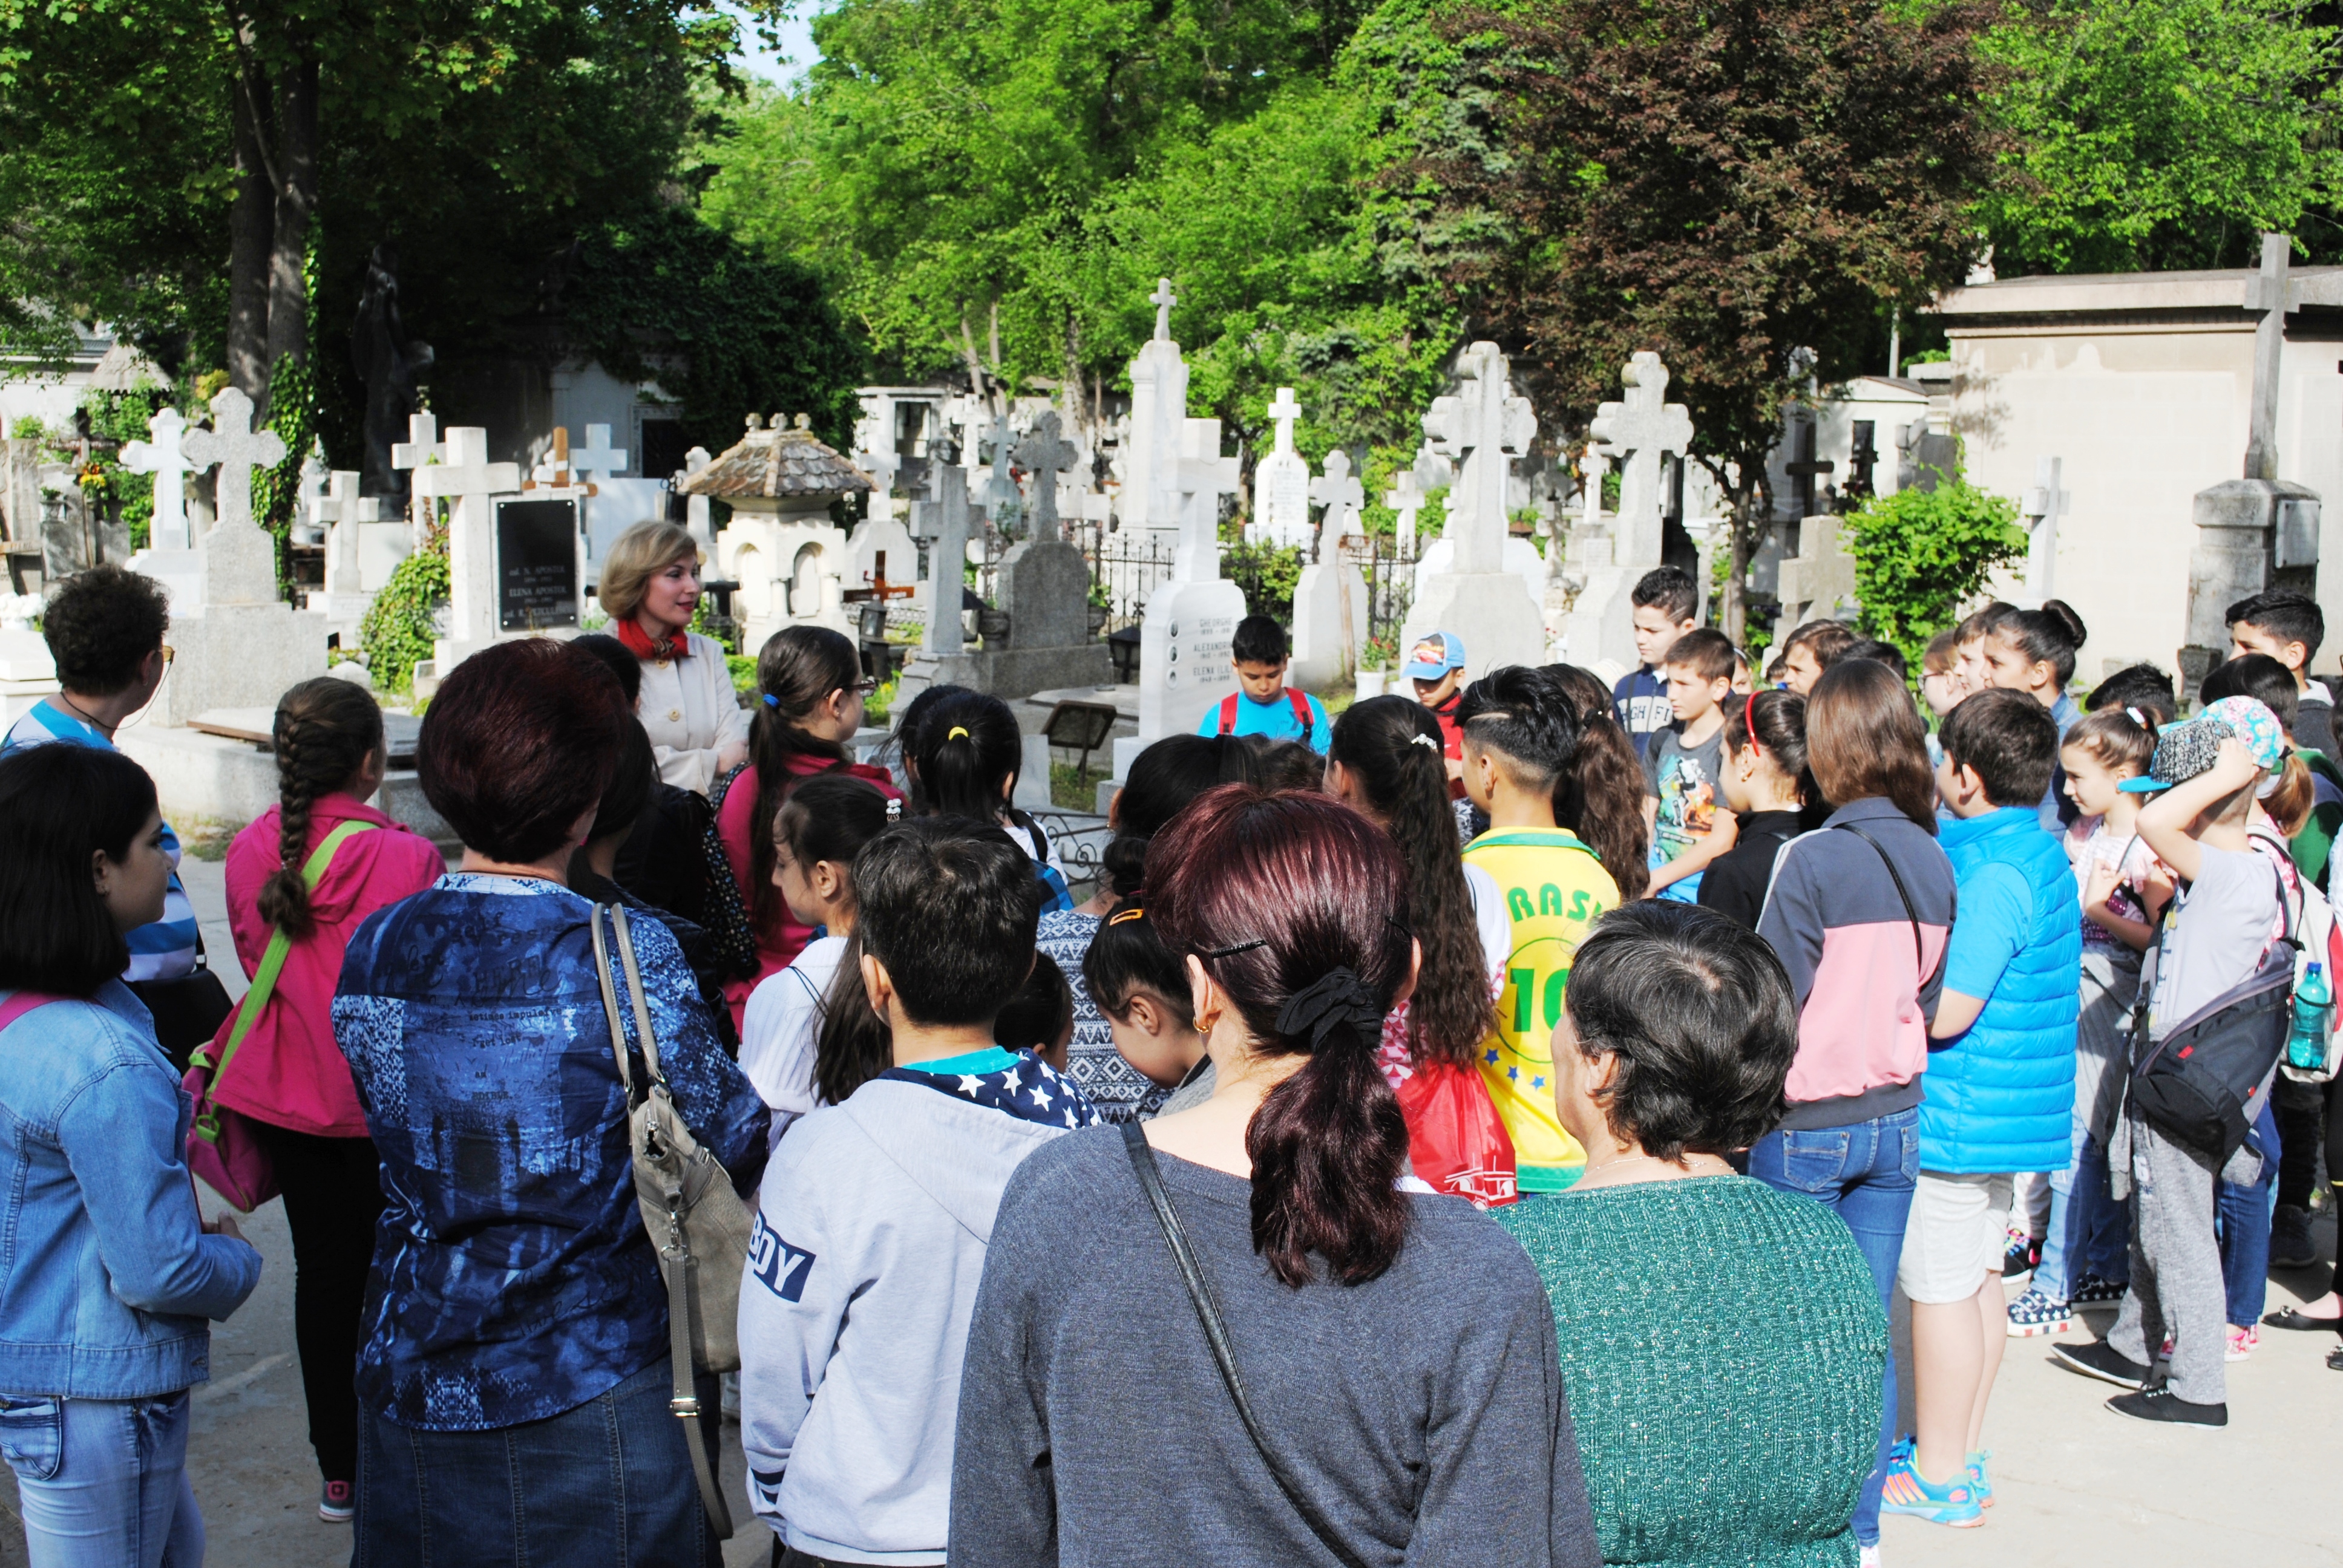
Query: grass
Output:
[[1050, 759, 1106, 811]]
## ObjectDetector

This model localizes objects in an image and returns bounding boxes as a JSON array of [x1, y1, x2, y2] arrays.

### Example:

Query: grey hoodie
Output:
[[738, 1051, 1096, 1564]]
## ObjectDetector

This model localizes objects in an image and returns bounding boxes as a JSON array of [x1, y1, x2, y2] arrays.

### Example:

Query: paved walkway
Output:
[[0, 854, 2333, 1566]]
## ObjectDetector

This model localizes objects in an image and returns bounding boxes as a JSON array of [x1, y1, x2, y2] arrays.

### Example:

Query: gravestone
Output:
[[571, 425, 629, 486], [291, 443, 329, 546], [496, 498, 582, 631], [390, 412, 445, 547], [1124, 278, 1191, 535], [1385, 469, 1425, 560], [679, 447, 714, 544], [1292, 448, 1369, 688], [303, 470, 398, 644], [972, 410, 1110, 694], [1401, 342, 1545, 678], [1556, 352, 1694, 669], [1775, 513, 1860, 631], [1174, 418, 1240, 578], [415, 426, 523, 677], [122, 407, 205, 611], [1250, 387, 1312, 548], [151, 387, 326, 726], [915, 462, 974, 661], [2017, 456, 2068, 606]]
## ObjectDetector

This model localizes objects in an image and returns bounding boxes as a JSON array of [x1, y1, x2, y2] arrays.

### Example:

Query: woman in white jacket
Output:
[[601, 520, 751, 794]]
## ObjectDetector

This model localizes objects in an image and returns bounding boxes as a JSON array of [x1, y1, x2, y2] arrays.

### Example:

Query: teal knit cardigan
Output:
[[1499, 1177, 1887, 1567]]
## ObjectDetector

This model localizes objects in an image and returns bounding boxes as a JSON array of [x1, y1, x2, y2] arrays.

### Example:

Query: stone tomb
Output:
[[1291, 447, 1369, 688], [1402, 342, 1546, 678], [687, 414, 868, 653]]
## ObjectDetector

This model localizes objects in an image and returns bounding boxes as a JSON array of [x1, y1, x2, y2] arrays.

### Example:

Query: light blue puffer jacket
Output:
[[1923, 807, 2084, 1172]]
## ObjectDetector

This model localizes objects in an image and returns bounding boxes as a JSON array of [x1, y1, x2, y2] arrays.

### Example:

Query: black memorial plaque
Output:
[[496, 499, 580, 631]]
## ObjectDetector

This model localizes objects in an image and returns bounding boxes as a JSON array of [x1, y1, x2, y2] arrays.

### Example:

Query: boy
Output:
[[1457, 665, 1620, 1193], [2052, 696, 2292, 1428], [1778, 618, 1858, 696], [2085, 663, 2178, 728], [1881, 690, 2079, 1524], [1198, 614, 1332, 754], [1643, 627, 1740, 904], [1401, 629, 1469, 782], [2227, 589, 2337, 765], [739, 819, 1098, 1563], [1613, 566, 1699, 762]]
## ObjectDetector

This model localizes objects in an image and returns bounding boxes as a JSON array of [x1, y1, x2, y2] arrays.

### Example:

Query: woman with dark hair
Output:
[[951, 787, 1601, 1567], [1501, 901, 1889, 1566], [1748, 656, 1956, 1564], [0, 743, 261, 1564], [333, 638, 767, 1563], [1047, 734, 1263, 1122], [715, 625, 899, 1028], [1546, 664, 1652, 899], [1697, 688, 1814, 929]]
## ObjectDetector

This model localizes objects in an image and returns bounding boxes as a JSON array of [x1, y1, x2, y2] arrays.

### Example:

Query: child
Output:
[[2086, 662, 2178, 727], [1082, 897, 1203, 1101], [1613, 566, 1699, 762], [738, 774, 893, 1151], [2053, 696, 2292, 1428], [1251, 737, 1328, 794], [1951, 603, 2016, 700], [2201, 653, 2343, 890], [1198, 614, 1332, 753], [994, 950, 1075, 1072], [913, 688, 1073, 911], [1550, 662, 1654, 900], [2005, 708, 2164, 1338], [2228, 588, 2338, 764], [1883, 689, 2079, 1524], [1920, 630, 1965, 720], [1457, 665, 1619, 1193], [739, 819, 1099, 1562], [1644, 627, 1741, 903], [1775, 618, 1856, 696], [1730, 646, 1755, 696], [1981, 599, 2088, 832], [1697, 689, 1809, 930], [1401, 629, 1470, 785]]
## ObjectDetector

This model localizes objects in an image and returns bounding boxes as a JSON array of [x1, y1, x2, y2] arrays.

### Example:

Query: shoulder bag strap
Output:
[[192, 820, 380, 1080], [609, 904, 667, 1086], [588, 904, 637, 1102], [0, 992, 73, 1033], [1120, 1123, 1374, 1568], [1834, 822, 1947, 989], [1218, 693, 1239, 735], [1286, 686, 1314, 744]]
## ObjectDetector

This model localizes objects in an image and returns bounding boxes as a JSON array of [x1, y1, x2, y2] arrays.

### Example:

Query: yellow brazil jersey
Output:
[[1461, 828, 1619, 1192]]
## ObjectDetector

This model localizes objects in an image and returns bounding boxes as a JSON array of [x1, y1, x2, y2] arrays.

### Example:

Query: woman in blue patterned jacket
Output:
[[332, 638, 767, 1566]]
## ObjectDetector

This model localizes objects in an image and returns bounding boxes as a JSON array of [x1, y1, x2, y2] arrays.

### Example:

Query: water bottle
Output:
[[2288, 961, 2332, 1072]]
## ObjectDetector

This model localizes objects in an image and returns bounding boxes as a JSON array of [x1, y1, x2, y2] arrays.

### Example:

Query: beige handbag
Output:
[[591, 903, 753, 1538]]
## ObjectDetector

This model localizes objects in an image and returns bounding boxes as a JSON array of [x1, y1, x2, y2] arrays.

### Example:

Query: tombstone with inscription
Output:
[[1555, 351, 1694, 670], [1401, 342, 1545, 677], [1249, 387, 1312, 548], [1291, 448, 1369, 688], [689, 414, 868, 652], [496, 498, 583, 632]]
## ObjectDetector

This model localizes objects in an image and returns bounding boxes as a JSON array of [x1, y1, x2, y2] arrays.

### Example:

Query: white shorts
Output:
[[1897, 1171, 2014, 1304]]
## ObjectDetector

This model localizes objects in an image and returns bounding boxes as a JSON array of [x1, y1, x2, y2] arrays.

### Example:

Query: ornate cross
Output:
[[1150, 278, 1178, 342], [118, 407, 194, 551], [1311, 448, 1365, 560], [1011, 411, 1080, 543], [1587, 351, 1694, 569], [1422, 342, 1536, 574]]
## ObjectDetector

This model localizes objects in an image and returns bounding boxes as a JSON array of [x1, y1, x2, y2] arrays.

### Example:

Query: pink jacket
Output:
[[217, 794, 444, 1137]]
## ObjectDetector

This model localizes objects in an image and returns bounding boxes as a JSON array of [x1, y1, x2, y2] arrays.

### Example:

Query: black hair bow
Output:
[[1274, 967, 1383, 1053]]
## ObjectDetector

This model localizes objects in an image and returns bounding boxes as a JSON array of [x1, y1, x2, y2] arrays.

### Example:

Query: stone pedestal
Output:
[[1401, 572, 1545, 681], [898, 538, 1109, 698], [1290, 557, 1368, 689], [1553, 531, 1639, 671], [2183, 477, 2321, 695]]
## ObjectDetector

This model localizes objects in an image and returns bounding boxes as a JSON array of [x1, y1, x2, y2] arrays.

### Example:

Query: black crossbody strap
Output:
[[1834, 822, 1949, 989], [1120, 1123, 1373, 1568]]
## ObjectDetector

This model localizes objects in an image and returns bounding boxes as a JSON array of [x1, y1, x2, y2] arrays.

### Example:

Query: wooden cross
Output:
[[1012, 410, 1080, 543], [526, 426, 578, 491], [118, 407, 194, 551]]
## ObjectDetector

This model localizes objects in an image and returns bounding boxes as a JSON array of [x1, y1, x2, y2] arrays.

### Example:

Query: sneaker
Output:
[[1879, 1446, 1985, 1526], [319, 1480, 354, 1523], [2006, 1287, 2074, 1337], [2071, 1273, 2128, 1307], [2272, 1204, 2317, 1269], [2106, 1385, 2227, 1428], [1859, 1547, 1881, 1568], [1967, 1449, 1994, 1509], [2002, 1229, 2043, 1279], [2051, 1339, 2152, 1388], [2227, 1324, 2259, 1361]]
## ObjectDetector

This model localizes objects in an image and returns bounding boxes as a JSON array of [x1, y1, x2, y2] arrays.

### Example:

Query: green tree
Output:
[[1843, 478, 2026, 668]]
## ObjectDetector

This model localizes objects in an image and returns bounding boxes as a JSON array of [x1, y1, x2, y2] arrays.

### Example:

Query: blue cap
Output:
[[1401, 632, 1466, 680]]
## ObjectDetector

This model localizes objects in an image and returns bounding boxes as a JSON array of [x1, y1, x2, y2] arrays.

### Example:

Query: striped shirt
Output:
[[2, 701, 199, 981]]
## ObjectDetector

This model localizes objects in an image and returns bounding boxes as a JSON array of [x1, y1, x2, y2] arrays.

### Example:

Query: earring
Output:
[[1194, 1013, 1219, 1036]]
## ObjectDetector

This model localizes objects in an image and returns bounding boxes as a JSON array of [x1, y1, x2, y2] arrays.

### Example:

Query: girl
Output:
[[2007, 706, 2165, 1338], [1083, 897, 1201, 1097], [1549, 664, 1653, 900], [1697, 689, 1811, 930], [1982, 599, 2087, 829], [1921, 630, 1964, 718], [216, 677, 444, 1522], [909, 688, 1072, 911], [716, 626, 900, 1027], [0, 743, 261, 1564], [738, 774, 892, 1151], [995, 951, 1076, 1073], [1953, 603, 2016, 699]]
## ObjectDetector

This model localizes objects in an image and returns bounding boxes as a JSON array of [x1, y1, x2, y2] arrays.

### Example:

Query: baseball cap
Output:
[[2117, 695, 2288, 794], [1401, 632, 1467, 681]]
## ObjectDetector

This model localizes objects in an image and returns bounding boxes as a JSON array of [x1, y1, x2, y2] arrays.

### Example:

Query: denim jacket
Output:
[[0, 982, 263, 1399]]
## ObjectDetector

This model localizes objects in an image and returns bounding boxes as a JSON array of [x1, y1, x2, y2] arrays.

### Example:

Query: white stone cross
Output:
[[1250, 386, 1312, 548], [2019, 456, 2068, 603], [295, 443, 329, 545], [1311, 449, 1365, 561], [1422, 342, 1536, 575], [571, 424, 628, 486], [416, 427, 521, 652], [1587, 352, 1694, 570], [118, 407, 194, 552], [1173, 417, 1239, 581], [1150, 278, 1178, 342], [1384, 469, 1425, 560], [1012, 410, 1080, 543], [921, 463, 974, 658], [391, 411, 445, 543], [1579, 443, 1610, 524], [1266, 387, 1302, 454], [319, 471, 381, 596], [179, 387, 288, 606]]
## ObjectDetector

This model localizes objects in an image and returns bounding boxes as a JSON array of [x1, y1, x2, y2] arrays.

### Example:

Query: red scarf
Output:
[[617, 617, 690, 664]]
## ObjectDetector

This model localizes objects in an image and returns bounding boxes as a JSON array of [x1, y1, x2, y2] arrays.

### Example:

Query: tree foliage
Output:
[[1843, 475, 2026, 667]]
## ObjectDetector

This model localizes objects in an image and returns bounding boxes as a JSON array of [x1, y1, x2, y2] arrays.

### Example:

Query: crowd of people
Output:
[[0, 529, 2334, 1567]]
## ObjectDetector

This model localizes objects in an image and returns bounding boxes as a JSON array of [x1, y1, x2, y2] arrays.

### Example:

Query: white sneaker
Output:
[[1860, 1545, 1882, 1568]]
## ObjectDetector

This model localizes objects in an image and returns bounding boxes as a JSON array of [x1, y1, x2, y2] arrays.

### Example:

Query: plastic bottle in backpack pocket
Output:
[[2287, 961, 2332, 1072]]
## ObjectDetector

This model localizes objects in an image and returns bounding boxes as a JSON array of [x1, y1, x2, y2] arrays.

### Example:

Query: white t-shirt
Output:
[[739, 934, 848, 1151], [2148, 842, 2288, 1038]]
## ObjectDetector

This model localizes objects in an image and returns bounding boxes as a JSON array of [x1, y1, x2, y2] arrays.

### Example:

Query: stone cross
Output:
[[2246, 231, 2290, 481], [415, 426, 521, 652], [921, 462, 974, 658], [1579, 443, 1609, 526], [1173, 418, 1240, 581], [1384, 469, 1425, 560], [2019, 456, 2068, 604], [319, 470, 381, 597], [1150, 278, 1178, 342], [1311, 449, 1365, 561], [117, 407, 194, 552], [1776, 512, 1859, 631], [981, 411, 1020, 532], [1251, 386, 1312, 547], [180, 387, 288, 605], [1012, 410, 1079, 543], [1421, 341, 1536, 575], [391, 411, 445, 542], [571, 424, 628, 487], [1587, 352, 1694, 570]]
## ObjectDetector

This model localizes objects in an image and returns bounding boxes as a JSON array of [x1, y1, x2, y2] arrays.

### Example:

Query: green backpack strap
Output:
[[191, 820, 381, 1080]]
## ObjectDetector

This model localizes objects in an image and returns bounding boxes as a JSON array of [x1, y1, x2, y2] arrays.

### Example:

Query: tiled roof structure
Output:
[[678, 413, 874, 500]]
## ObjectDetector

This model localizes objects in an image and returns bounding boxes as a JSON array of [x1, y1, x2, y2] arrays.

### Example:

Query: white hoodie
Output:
[[738, 1048, 1097, 1564]]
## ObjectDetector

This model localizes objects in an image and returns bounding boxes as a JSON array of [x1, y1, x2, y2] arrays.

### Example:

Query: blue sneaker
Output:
[[1881, 1442, 1985, 1526], [2005, 1286, 2073, 1337], [1967, 1449, 1993, 1508]]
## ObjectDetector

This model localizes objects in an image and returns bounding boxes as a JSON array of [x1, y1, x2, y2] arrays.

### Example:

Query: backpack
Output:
[[1217, 688, 1314, 746]]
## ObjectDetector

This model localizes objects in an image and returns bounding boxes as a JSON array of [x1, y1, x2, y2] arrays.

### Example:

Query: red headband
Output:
[[1743, 691, 1763, 755]]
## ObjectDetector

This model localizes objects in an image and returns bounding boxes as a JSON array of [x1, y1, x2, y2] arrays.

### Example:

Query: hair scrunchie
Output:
[[1274, 967, 1383, 1054]]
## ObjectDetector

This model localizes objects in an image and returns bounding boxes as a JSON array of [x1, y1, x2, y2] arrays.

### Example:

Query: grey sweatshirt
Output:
[[948, 1129, 1602, 1568]]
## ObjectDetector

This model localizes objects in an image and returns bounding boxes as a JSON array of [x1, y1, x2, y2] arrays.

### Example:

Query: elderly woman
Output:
[[600, 519, 751, 794], [1499, 900, 1889, 1567], [332, 638, 767, 1564]]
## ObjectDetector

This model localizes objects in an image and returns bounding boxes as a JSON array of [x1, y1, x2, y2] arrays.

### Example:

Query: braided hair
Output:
[[257, 678, 385, 939]]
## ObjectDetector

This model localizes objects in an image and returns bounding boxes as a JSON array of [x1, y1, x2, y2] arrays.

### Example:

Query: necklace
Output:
[[1582, 1151, 1731, 1180], [56, 693, 114, 738]]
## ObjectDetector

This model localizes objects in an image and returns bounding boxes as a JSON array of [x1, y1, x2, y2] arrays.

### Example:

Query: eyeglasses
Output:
[[852, 678, 880, 697], [159, 645, 174, 667]]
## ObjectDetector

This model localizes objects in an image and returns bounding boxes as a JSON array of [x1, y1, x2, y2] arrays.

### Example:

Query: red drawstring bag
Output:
[[1396, 1060, 1518, 1208]]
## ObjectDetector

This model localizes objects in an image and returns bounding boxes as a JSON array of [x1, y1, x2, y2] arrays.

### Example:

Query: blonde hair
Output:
[[2266, 754, 2314, 837], [598, 520, 700, 623]]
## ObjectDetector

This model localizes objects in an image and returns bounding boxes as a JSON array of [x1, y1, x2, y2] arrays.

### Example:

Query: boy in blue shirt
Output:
[[1196, 615, 1331, 754], [1883, 690, 2079, 1524], [1613, 566, 1699, 763]]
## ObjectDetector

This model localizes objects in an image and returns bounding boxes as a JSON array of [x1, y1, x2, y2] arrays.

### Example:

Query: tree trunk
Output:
[[226, 54, 273, 400], [265, 45, 320, 384], [1725, 509, 1751, 646]]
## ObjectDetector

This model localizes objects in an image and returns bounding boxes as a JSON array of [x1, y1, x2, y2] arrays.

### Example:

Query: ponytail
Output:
[[2266, 753, 2315, 838], [909, 690, 1023, 822], [258, 677, 384, 939], [811, 929, 893, 1105], [1545, 665, 1651, 900], [748, 626, 863, 924]]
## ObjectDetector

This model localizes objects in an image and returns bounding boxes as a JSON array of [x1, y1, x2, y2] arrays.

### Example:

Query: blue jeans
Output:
[[355, 1358, 720, 1567], [2033, 1117, 2129, 1302], [1748, 1107, 1919, 1550], [0, 1390, 202, 1567], [2216, 1102, 2282, 1329]]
